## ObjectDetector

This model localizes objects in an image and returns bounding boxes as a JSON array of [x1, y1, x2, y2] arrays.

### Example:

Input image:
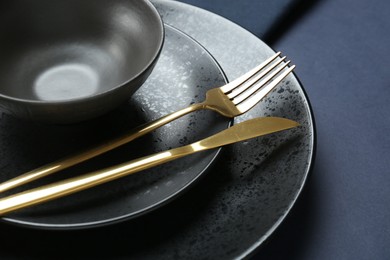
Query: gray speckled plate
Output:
[[0, 1, 315, 259], [0, 25, 229, 228]]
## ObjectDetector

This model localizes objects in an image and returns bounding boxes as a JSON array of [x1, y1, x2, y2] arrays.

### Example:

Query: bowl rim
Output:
[[0, 0, 165, 106]]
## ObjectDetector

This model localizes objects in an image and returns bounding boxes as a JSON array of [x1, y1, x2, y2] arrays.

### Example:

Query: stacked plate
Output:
[[0, 1, 314, 259]]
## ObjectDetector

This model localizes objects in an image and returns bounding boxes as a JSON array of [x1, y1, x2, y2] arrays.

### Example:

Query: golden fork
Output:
[[0, 52, 295, 193], [0, 117, 299, 215]]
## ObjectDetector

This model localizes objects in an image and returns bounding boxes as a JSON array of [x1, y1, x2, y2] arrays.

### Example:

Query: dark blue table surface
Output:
[[179, 0, 390, 259]]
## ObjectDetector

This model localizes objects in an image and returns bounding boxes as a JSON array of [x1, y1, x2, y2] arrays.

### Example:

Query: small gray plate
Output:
[[0, 25, 229, 229]]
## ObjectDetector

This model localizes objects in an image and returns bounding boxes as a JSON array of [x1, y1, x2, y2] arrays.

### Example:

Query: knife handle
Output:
[[0, 144, 195, 215]]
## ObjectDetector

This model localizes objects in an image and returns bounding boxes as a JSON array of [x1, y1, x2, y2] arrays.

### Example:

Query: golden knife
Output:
[[0, 117, 299, 215]]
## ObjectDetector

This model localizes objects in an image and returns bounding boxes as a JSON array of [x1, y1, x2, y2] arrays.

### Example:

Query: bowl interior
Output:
[[0, 0, 163, 102]]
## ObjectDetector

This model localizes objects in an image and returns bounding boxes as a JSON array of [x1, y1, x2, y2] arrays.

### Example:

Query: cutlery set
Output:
[[0, 52, 298, 216]]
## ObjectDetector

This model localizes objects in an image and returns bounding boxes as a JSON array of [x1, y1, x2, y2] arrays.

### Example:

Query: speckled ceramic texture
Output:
[[0, 1, 315, 259], [0, 25, 228, 228]]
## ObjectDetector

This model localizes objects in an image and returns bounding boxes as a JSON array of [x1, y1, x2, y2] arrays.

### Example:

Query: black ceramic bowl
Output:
[[0, 0, 164, 124]]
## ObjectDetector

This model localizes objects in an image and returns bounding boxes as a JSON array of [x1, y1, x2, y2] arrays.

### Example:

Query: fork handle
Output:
[[0, 103, 205, 193]]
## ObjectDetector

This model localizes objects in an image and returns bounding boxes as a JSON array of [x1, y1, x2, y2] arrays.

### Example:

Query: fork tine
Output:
[[227, 56, 287, 100], [232, 60, 291, 104], [236, 65, 295, 113], [220, 51, 281, 93]]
